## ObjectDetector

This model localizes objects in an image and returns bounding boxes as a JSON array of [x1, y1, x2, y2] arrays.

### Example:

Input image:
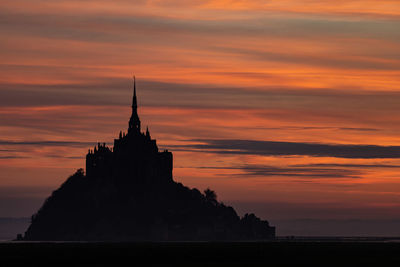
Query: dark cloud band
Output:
[[186, 164, 361, 179], [171, 139, 400, 159], [0, 140, 96, 148]]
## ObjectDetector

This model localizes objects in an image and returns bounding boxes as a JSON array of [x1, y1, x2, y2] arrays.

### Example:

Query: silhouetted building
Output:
[[22, 77, 275, 241], [86, 77, 172, 186]]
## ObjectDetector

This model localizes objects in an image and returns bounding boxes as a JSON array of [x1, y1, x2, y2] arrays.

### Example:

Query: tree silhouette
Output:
[[204, 188, 217, 204]]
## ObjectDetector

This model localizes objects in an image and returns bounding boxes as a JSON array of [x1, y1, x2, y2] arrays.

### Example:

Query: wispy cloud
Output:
[[250, 126, 380, 132], [186, 164, 362, 179], [0, 156, 31, 159], [0, 140, 96, 148], [172, 139, 400, 158], [295, 163, 400, 168]]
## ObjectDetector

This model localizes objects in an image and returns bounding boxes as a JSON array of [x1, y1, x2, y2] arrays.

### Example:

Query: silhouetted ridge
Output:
[[23, 78, 275, 241]]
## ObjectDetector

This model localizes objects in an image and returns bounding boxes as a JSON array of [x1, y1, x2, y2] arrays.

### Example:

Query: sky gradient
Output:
[[1, 0, 400, 235]]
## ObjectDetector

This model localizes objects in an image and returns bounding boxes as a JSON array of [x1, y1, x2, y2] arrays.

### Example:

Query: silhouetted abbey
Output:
[[23, 78, 275, 241], [86, 79, 173, 187]]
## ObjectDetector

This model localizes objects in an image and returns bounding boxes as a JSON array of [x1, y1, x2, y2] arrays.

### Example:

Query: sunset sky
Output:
[[1, 0, 400, 235]]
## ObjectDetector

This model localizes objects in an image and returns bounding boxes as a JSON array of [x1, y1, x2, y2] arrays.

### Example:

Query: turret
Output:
[[146, 126, 150, 138]]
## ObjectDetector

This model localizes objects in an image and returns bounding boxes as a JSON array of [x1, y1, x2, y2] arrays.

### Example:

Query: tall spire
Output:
[[129, 75, 141, 133], [132, 75, 137, 109]]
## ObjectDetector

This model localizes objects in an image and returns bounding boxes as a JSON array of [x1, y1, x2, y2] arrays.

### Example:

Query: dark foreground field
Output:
[[2, 241, 400, 266]]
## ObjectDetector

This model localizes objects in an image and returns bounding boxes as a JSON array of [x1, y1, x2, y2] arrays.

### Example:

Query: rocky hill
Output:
[[22, 78, 275, 241]]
